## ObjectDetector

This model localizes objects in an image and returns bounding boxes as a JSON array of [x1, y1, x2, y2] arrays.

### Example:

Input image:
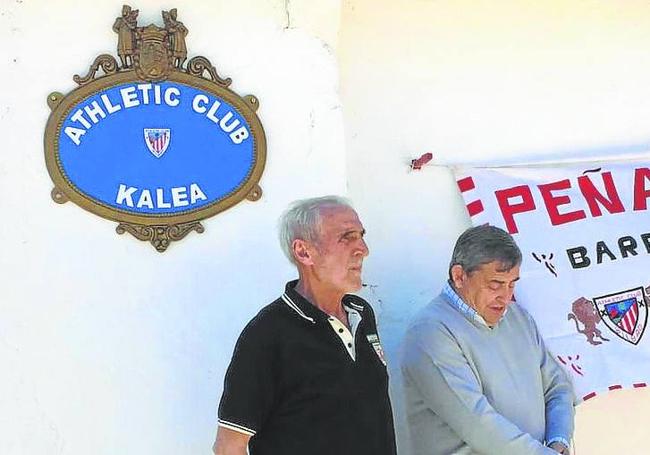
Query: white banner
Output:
[[453, 158, 650, 402]]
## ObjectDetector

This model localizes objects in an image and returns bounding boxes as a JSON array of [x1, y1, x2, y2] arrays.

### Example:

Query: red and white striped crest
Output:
[[594, 287, 648, 345], [143, 128, 171, 158], [617, 300, 639, 335]]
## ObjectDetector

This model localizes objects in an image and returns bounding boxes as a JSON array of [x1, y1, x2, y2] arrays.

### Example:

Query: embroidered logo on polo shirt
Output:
[[367, 334, 387, 366]]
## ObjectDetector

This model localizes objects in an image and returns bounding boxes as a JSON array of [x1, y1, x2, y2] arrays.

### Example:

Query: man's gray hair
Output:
[[278, 195, 353, 265], [449, 225, 522, 277]]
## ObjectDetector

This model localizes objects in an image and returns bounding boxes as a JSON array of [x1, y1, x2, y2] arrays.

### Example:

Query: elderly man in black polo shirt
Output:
[[213, 196, 397, 455]]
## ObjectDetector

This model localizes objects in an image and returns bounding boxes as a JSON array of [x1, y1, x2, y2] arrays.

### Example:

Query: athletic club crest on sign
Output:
[[43, 5, 266, 252], [594, 287, 648, 345], [144, 128, 170, 157]]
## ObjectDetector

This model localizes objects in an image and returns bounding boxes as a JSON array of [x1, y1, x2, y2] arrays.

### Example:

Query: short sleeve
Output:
[[217, 317, 277, 436]]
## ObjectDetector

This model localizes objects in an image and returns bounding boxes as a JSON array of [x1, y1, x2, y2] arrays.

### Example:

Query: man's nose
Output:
[[500, 287, 514, 302], [356, 238, 369, 257]]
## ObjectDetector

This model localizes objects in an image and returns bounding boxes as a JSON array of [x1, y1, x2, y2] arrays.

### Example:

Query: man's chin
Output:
[[345, 277, 363, 292], [485, 309, 506, 325], [349, 282, 363, 292]]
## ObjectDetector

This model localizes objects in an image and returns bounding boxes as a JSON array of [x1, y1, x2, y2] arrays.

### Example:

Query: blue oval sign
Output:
[[58, 81, 254, 215], [45, 71, 266, 229], [44, 8, 266, 252]]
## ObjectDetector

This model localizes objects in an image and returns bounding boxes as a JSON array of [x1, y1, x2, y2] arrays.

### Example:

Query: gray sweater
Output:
[[401, 290, 574, 455]]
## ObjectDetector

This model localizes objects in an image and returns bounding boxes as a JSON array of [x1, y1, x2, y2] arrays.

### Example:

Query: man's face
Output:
[[309, 206, 369, 294], [451, 261, 520, 326]]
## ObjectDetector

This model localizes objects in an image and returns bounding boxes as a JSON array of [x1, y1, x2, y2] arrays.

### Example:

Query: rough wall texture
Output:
[[4, 0, 650, 453], [0, 1, 344, 453]]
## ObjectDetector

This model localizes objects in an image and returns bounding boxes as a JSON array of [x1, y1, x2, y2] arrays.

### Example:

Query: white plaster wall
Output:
[[5, 0, 650, 453], [0, 0, 344, 453], [338, 1, 650, 454]]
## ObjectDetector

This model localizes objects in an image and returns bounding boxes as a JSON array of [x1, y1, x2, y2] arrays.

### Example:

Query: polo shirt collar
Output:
[[281, 280, 364, 325]]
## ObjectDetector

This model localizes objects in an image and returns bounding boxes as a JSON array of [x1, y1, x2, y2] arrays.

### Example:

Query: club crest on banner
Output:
[[593, 287, 648, 345], [144, 128, 171, 157]]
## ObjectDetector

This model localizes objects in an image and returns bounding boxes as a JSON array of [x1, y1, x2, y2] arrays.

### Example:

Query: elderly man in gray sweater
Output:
[[401, 225, 574, 455]]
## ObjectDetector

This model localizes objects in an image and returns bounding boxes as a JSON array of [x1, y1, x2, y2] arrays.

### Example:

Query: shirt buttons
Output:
[[347, 343, 352, 348], [338, 328, 344, 333]]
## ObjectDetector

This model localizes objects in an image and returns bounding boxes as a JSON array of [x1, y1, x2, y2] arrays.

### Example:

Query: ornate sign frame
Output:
[[44, 5, 266, 252]]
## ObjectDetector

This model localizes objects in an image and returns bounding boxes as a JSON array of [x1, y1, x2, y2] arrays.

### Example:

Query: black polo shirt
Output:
[[218, 280, 397, 455]]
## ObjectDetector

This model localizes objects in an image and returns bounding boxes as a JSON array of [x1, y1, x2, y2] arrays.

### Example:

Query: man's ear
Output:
[[292, 239, 314, 266], [450, 265, 466, 289]]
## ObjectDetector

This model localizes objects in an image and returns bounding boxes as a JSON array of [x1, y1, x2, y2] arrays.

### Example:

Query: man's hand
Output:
[[212, 426, 251, 455], [548, 441, 570, 454]]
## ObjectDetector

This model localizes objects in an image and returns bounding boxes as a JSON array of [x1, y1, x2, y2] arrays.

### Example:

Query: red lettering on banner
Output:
[[494, 185, 535, 234], [457, 176, 485, 217], [486, 167, 650, 230], [633, 167, 650, 211], [457, 176, 475, 192], [466, 200, 484, 216], [538, 179, 586, 226], [577, 172, 624, 217]]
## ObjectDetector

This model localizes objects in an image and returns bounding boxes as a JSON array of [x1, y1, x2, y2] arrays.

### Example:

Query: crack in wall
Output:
[[284, 0, 292, 29]]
